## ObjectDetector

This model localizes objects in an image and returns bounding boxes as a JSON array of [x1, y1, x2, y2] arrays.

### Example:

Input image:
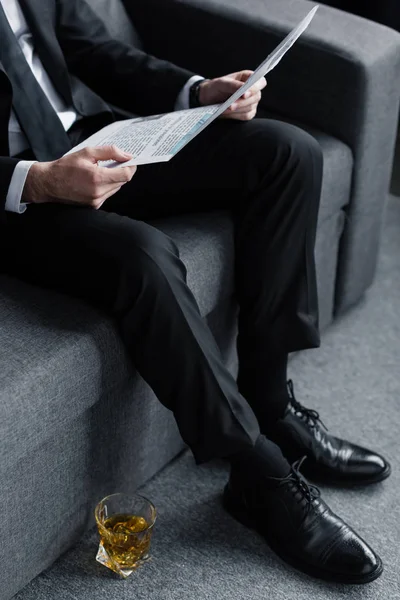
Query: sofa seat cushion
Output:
[[154, 212, 235, 312], [304, 125, 353, 223]]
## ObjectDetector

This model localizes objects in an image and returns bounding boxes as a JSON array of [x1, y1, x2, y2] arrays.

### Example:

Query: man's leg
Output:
[[2, 204, 263, 465], [107, 116, 389, 486], [105, 118, 321, 427]]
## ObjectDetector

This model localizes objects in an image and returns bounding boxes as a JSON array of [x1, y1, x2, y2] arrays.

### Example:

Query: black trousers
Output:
[[2, 117, 323, 464]]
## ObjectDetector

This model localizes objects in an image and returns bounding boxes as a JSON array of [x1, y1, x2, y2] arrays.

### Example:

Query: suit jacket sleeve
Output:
[[0, 157, 21, 223], [55, 0, 197, 116]]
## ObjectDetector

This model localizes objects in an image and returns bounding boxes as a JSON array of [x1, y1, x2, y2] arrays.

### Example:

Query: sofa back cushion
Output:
[[84, 0, 143, 48]]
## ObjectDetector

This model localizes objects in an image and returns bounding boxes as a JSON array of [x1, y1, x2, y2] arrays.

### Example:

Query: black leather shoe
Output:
[[267, 381, 391, 486], [224, 458, 383, 584]]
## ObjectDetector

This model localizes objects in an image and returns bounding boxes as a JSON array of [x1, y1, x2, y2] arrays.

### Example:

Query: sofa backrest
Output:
[[84, 0, 143, 48]]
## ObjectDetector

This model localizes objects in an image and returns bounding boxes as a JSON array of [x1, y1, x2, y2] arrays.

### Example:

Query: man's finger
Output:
[[236, 70, 254, 82], [230, 92, 262, 112], [222, 99, 259, 118], [97, 164, 137, 184], [229, 98, 260, 112], [240, 78, 267, 97], [91, 186, 123, 209], [84, 145, 133, 164], [230, 104, 260, 116], [236, 79, 266, 102], [94, 182, 128, 197], [256, 77, 267, 91], [224, 108, 258, 121]]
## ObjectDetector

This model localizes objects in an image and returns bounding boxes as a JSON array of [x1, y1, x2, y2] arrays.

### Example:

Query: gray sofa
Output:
[[1, 0, 400, 598]]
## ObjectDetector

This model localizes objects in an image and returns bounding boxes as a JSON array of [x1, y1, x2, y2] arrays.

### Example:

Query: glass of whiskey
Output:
[[95, 492, 157, 578]]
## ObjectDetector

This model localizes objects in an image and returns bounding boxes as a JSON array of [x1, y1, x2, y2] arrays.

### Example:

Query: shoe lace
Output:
[[272, 456, 321, 523], [287, 379, 328, 430]]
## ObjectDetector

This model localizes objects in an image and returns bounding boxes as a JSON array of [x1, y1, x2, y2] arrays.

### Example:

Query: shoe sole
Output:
[[222, 485, 384, 585], [304, 462, 392, 488]]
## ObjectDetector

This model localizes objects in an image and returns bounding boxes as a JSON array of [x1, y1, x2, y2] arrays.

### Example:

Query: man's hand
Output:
[[23, 146, 137, 209], [198, 70, 266, 121]]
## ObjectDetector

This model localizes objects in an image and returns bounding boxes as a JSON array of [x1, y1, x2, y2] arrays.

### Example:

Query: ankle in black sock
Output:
[[237, 354, 290, 427], [229, 434, 291, 479]]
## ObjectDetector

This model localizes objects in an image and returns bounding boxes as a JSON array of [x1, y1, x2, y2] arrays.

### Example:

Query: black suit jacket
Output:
[[0, 0, 195, 219]]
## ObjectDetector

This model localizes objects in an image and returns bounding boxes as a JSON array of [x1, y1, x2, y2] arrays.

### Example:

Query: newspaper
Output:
[[66, 6, 318, 168]]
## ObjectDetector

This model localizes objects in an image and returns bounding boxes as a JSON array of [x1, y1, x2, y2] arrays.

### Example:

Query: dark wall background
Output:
[[321, 0, 400, 31]]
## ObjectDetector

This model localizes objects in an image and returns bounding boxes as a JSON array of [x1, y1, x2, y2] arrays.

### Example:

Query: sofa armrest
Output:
[[127, 0, 400, 311]]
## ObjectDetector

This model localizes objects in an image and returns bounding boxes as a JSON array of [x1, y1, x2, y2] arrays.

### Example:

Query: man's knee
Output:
[[247, 119, 323, 173], [56, 206, 182, 287], [282, 123, 323, 169], [97, 215, 182, 290], [110, 216, 176, 260], [78, 211, 184, 311]]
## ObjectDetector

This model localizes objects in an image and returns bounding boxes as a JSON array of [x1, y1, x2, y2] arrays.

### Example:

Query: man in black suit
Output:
[[0, 0, 391, 584]]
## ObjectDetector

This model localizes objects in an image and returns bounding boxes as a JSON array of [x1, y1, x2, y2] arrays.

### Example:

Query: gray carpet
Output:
[[14, 197, 400, 600]]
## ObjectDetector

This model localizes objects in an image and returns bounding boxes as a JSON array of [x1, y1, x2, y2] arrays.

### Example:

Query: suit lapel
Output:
[[18, 0, 72, 104], [0, 60, 13, 155], [0, 59, 12, 94]]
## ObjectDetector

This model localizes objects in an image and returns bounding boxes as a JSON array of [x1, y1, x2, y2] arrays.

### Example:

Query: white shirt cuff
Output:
[[175, 75, 205, 111], [5, 160, 37, 214]]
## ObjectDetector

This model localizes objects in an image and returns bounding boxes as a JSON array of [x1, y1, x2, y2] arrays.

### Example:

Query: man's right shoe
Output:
[[223, 457, 383, 584]]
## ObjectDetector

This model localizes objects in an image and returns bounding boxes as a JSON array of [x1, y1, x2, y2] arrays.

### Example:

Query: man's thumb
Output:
[[85, 145, 132, 163]]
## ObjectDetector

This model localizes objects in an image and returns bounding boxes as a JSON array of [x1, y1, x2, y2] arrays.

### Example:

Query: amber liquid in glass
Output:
[[101, 513, 151, 568]]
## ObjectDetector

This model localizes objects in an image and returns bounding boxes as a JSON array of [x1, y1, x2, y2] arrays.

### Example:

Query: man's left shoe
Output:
[[267, 381, 391, 486]]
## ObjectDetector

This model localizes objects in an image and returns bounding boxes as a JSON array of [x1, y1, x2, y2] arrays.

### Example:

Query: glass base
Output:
[[96, 541, 150, 578]]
